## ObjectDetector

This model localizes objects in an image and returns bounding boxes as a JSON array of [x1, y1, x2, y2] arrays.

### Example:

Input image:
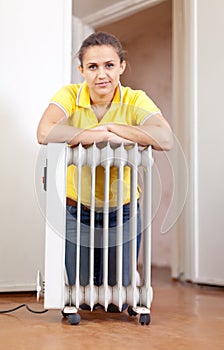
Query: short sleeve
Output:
[[132, 90, 161, 125], [50, 84, 79, 117]]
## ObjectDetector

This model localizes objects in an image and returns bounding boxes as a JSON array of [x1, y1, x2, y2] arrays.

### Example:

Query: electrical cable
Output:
[[0, 304, 48, 314]]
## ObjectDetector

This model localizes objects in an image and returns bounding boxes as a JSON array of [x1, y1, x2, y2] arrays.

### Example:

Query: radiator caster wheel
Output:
[[128, 306, 137, 317], [68, 313, 81, 326], [61, 310, 68, 318], [139, 314, 151, 326]]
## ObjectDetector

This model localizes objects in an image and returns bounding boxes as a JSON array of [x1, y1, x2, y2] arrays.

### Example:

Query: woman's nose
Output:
[[97, 66, 107, 78]]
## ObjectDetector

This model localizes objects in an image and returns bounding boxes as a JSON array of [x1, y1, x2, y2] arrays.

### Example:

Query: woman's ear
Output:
[[78, 65, 84, 76], [120, 60, 126, 75]]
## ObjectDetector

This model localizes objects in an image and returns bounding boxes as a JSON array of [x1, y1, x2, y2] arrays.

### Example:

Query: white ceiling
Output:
[[73, 0, 167, 28]]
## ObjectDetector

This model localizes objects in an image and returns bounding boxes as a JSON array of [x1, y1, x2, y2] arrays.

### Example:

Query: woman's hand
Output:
[[70, 127, 134, 146], [69, 128, 111, 146], [91, 125, 135, 145], [92, 125, 134, 145], [107, 133, 135, 145], [100, 116, 174, 151]]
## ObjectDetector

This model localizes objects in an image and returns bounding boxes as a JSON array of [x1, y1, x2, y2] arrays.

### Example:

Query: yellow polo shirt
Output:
[[50, 81, 161, 207]]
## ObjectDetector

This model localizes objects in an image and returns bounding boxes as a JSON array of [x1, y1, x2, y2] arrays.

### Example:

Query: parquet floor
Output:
[[0, 268, 223, 350]]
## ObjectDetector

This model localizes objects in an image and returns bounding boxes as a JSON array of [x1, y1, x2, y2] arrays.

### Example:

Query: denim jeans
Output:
[[65, 202, 141, 287]]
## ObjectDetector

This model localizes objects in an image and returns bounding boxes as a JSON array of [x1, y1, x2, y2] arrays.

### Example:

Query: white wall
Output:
[[195, 0, 224, 284], [0, 0, 71, 291], [173, 0, 224, 285]]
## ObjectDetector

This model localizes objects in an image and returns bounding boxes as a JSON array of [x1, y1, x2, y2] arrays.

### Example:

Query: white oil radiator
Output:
[[43, 142, 153, 325]]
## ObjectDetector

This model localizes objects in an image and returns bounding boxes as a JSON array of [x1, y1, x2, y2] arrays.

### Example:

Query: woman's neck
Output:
[[89, 88, 116, 106], [91, 102, 111, 122]]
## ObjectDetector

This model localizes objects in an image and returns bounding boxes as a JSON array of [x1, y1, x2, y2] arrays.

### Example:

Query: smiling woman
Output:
[[78, 45, 126, 109], [37, 31, 173, 149], [36, 31, 173, 312]]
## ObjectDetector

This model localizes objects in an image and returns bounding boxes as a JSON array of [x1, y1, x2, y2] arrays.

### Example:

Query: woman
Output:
[[37, 31, 173, 312]]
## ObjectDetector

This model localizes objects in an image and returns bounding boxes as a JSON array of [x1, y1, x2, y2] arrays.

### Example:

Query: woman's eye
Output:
[[106, 63, 114, 69], [89, 65, 97, 70]]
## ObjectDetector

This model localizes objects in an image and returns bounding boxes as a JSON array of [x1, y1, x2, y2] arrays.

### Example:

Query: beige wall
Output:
[[97, 0, 173, 267]]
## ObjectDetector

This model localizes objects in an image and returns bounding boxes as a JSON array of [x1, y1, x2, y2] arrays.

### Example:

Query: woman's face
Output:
[[78, 45, 126, 103]]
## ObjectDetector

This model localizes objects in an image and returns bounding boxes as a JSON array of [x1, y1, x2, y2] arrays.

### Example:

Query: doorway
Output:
[[96, 0, 173, 270], [72, 0, 174, 271]]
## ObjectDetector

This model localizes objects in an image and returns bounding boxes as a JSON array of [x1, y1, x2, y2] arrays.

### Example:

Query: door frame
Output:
[[172, 0, 198, 280], [72, 0, 196, 280], [81, 0, 166, 27]]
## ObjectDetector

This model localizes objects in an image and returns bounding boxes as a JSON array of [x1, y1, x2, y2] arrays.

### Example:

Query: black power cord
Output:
[[0, 304, 48, 314]]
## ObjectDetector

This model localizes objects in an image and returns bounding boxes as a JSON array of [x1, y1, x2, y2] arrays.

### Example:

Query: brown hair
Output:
[[78, 31, 126, 67]]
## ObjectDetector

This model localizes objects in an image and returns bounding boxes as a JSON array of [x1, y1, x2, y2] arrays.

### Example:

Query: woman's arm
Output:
[[105, 114, 173, 151], [37, 105, 172, 149], [37, 104, 113, 146]]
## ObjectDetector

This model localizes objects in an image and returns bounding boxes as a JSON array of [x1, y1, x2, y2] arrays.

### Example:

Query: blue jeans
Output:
[[65, 202, 141, 287]]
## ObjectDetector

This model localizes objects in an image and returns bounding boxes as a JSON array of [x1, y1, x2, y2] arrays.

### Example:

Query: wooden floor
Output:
[[0, 268, 224, 350]]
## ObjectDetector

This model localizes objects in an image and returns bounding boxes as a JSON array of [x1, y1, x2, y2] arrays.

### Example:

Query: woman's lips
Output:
[[96, 81, 110, 87]]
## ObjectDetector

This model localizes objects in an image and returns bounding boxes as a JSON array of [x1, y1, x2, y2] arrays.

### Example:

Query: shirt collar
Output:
[[76, 81, 123, 108]]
